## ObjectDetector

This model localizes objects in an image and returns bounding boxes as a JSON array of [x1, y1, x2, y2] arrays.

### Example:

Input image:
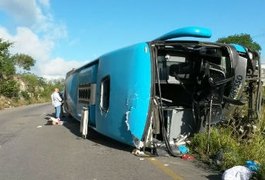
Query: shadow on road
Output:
[[43, 113, 223, 179], [206, 174, 222, 180], [192, 160, 222, 180], [61, 116, 133, 153]]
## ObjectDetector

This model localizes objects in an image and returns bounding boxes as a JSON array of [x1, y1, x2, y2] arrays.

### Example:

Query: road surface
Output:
[[0, 103, 221, 180]]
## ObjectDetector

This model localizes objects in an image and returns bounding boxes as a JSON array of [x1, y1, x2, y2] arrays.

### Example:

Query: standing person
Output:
[[51, 88, 62, 121]]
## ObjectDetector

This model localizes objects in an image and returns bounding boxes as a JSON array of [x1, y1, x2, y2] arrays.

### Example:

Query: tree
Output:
[[217, 34, 261, 52], [13, 54, 35, 71], [20, 73, 39, 97], [0, 38, 66, 103], [0, 38, 35, 98], [0, 39, 15, 79], [0, 39, 35, 78]]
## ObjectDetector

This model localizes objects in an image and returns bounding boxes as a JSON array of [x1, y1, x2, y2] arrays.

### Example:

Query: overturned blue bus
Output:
[[64, 27, 262, 156]]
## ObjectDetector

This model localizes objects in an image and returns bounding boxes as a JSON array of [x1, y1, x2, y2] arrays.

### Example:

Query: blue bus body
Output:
[[64, 27, 262, 155], [65, 43, 152, 145]]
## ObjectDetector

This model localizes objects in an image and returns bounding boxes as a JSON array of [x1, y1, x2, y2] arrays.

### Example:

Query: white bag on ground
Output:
[[222, 166, 253, 180]]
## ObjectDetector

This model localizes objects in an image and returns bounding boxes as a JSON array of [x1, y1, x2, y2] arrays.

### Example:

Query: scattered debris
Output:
[[177, 145, 189, 154], [222, 161, 260, 180], [181, 154, 195, 160], [132, 149, 152, 157], [222, 166, 253, 180], [133, 137, 144, 149], [245, 160, 260, 172], [174, 134, 190, 146], [46, 117, 64, 125]]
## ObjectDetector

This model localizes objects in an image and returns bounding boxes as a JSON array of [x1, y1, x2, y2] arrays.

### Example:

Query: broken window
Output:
[[100, 76, 110, 112], [78, 84, 96, 105]]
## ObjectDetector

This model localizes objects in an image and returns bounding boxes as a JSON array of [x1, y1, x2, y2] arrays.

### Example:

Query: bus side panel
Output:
[[77, 64, 98, 126], [95, 43, 152, 145], [65, 72, 79, 120]]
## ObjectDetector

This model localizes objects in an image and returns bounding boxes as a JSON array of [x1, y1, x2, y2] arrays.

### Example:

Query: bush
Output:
[[191, 115, 265, 177], [257, 165, 265, 180], [0, 79, 19, 98], [191, 127, 243, 169], [20, 91, 30, 100]]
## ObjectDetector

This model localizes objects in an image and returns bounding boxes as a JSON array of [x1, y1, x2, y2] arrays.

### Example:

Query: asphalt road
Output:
[[0, 103, 222, 180]]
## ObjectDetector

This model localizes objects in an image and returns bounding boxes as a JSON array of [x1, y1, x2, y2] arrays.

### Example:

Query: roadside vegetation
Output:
[[191, 34, 265, 179], [0, 38, 64, 110], [191, 115, 265, 179]]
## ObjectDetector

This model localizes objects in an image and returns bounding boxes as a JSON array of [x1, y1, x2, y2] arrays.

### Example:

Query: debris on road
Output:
[[222, 160, 260, 180], [245, 160, 260, 172], [222, 166, 253, 180], [174, 134, 190, 146], [132, 149, 153, 157], [177, 145, 189, 154], [45, 117, 64, 125], [181, 154, 195, 161]]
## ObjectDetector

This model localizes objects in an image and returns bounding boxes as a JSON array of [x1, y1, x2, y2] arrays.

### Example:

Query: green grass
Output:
[[191, 114, 265, 179]]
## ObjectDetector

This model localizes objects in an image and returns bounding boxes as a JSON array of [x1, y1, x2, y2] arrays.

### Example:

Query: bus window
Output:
[[100, 76, 110, 112]]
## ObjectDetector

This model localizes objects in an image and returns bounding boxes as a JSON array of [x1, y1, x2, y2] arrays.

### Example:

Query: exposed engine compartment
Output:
[[146, 41, 262, 156]]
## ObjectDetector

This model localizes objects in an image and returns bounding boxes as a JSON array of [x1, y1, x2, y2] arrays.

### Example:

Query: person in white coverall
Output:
[[51, 88, 62, 121]]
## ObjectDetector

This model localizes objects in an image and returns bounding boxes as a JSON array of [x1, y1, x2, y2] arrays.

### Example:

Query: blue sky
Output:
[[0, 0, 264, 78]]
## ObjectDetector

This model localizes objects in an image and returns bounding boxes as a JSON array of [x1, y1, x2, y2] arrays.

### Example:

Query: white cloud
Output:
[[0, 0, 79, 79], [40, 57, 83, 79], [0, 27, 11, 39], [0, 26, 53, 62], [9, 27, 52, 61], [0, 0, 45, 26], [0, 0, 67, 40], [37, 0, 50, 7], [0, 26, 82, 79]]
